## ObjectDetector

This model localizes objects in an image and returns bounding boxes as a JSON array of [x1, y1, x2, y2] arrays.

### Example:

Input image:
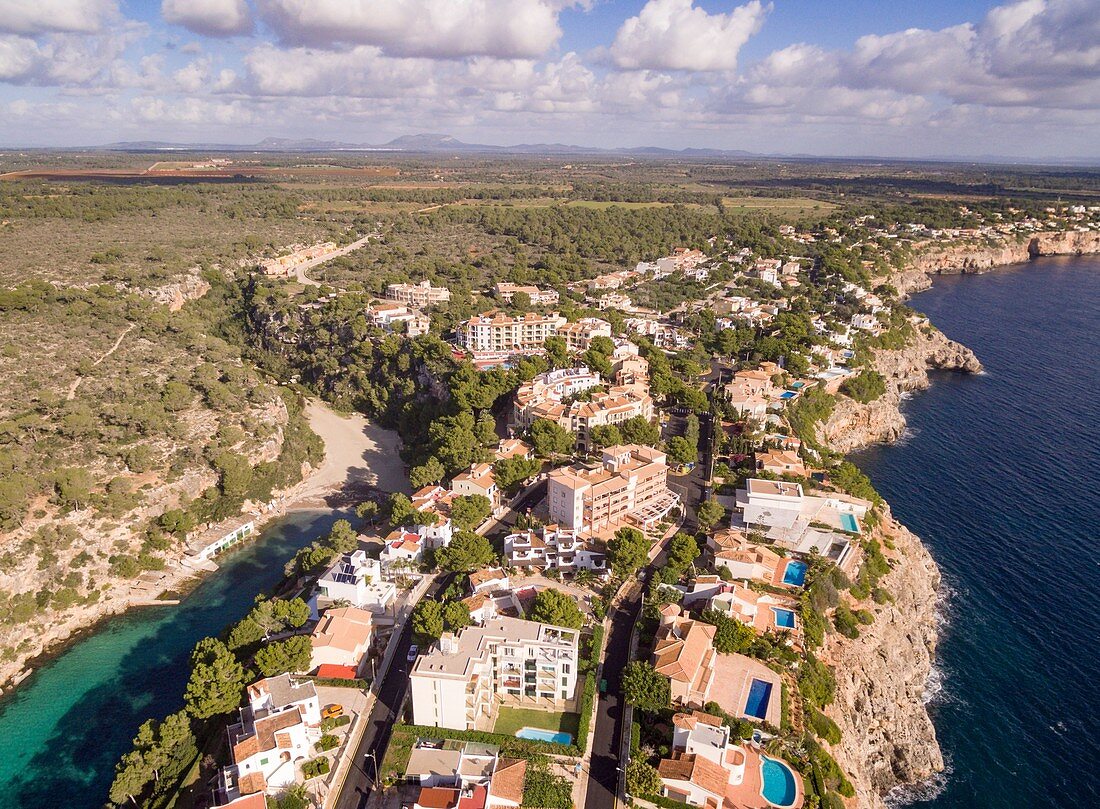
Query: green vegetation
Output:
[[606, 526, 649, 578], [527, 588, 584, 630], [839, 369, 887, 403], [622, 661, 670, 712], [492, 707, 580, 739]]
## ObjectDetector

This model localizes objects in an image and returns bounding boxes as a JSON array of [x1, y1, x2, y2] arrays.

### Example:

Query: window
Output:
[[562, 677, 568, 687], [562, 663, 570, 674], [260, 758, 269, 766]]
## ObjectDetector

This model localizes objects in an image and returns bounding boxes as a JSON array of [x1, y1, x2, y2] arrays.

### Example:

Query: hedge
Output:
[[574, 625, 604, 755], [307, 676, 369, 689]]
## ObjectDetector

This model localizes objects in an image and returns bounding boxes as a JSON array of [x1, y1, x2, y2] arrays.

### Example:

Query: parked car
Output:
[[407, 644, 419, 663], [322, 704, 344, 720]]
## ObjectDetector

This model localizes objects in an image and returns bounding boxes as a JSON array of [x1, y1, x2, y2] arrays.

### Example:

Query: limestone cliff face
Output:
[[819, 328, 981, 453], [897, 230, 1100, 295], [824, 511, 945, 808]]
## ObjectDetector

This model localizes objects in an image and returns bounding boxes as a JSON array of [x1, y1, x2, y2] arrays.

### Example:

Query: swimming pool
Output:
[[782, 560, 807, 586], [779, 391, 796, 399], [743, 678, 773, 720], [840, 513, 860, 532], [772, 608, 797, 629], [760, 756, 799, 807], [515, 727, 574, 745]]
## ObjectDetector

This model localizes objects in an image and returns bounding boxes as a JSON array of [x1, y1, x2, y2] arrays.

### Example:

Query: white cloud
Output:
[[0, 0, 117, 35], [255, 0, 576, 58], [610, 0, 770, 71], [162, 0, 252, 37]]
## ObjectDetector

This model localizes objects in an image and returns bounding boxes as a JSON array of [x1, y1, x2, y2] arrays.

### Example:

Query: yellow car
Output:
[[322, 704, 344, 720]]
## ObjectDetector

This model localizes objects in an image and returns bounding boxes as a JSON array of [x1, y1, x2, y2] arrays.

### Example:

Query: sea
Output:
[[852, 255, 1100, 808], [0, 509, 346, 808]]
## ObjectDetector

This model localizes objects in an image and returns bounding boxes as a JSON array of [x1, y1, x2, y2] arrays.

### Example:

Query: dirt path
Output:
[[66, 322, 135, 400]]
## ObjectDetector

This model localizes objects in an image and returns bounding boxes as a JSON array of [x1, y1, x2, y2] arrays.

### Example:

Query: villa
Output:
[[493, 282, 559, 307], [469, 568, 511, 595], [657, 709, 803, 809], [713, 540, 809, 589], [386, 280, 452, 308], [309, 606, 374, 674], [707, 586, 802, 639], [450, 462, 502, 517], [315, 550, 396, 612], [733, 479, 867, 572], [652, 606, 718, 707], [756, 448, 807, 478], [217, 675, 321, 802], [365, 301, 431, 337]]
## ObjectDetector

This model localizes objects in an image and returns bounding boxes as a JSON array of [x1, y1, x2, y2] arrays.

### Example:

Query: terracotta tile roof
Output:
[[237, 771, 268, 795], [652, 618, 717, 684], [490, 758, 528, 804], [311, 606, 373, 654], [658, 753, 729, 798], [232, 707, 303, 763], [470, 568, 507, 588], [416, 786, 459, 808], [672, 710, 724, 730]]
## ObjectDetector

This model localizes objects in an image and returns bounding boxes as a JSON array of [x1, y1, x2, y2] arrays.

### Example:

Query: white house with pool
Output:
[[656, 709, 804, 808], [732, 479, 869, 573]]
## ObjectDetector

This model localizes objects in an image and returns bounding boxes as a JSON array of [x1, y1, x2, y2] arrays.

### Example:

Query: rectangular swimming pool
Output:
[[743, 678, 773, 720], [515, 727, 574, 745], [840, 513, 860, 533], [782, 560, 807, 587], [772, 608, 797, 629]]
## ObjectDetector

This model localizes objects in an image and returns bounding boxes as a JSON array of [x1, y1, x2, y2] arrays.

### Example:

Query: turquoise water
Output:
[[0, 510, 345, 808], [743, 678, 772, 720], [771, 608, 796, 628], [782, 560, 807, 586], [760, 755, 798, 807], [515, 726, 574, 745], [854, 257, 1100, 806], [840, 513, 859, 532]]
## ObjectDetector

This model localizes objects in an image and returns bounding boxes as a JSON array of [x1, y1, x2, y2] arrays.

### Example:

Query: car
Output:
[[321, 704, 344, 720], [406, 644, 419, 663]]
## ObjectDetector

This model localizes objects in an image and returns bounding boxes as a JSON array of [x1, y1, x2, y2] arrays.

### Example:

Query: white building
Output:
[[557, 317, 612, 352], [409, 616, 579, 730], [504, 525, 608, 574], [463, 311, 567, 354], [316, 550, 396, 612], [385, 280, 451, 307], [366, 302, 431, 337], [494, 282, 559, 306], [219, 676, 321, 800]]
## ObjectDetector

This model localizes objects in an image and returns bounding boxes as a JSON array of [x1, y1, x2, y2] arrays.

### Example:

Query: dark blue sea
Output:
[[852, 255, 1100, 808]]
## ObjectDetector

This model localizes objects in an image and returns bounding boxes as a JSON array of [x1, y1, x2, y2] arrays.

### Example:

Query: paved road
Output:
[[333, 574, 450, 809], [583, 532, 676, 809]]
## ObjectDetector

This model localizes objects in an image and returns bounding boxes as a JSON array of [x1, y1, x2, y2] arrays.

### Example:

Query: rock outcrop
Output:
[[140, 270, 211, 311], [893, 230, 1100, 296], [820, 327, 981, 453], [825, 511, 945, 808]]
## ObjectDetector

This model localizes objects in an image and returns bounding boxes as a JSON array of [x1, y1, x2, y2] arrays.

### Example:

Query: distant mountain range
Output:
[[95, 132, 761, 158]]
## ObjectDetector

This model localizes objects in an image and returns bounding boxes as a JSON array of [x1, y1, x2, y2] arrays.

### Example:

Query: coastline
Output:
[[821, 236, 1099, 807], [0, 400, 406, 693]]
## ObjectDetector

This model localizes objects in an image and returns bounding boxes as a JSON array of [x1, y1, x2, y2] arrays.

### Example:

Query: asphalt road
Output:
[[333, 575, 451, 809], [583, 532, 675, 809]]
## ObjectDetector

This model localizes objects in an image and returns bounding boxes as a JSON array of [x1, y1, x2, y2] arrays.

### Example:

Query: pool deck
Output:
[[708, 653, 783, 728], [728, 748, 805, 809]]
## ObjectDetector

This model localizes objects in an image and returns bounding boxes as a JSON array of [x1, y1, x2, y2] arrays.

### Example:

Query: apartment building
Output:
[[513, 368, 653, 453], [504, 525, 608, 574], [385, 280, 452, 307], [493, 282, 559, 306], [547, 444, 678, 532], [462, 311, 567, 354], [409, 616, 580, 730], [557, 317, 612, 351]]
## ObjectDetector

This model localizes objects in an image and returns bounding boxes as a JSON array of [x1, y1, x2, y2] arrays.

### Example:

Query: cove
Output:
[[854, 256, 1100, 807], [0, 509, 346, 808]]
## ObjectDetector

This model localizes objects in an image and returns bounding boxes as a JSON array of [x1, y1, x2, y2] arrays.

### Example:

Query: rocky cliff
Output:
[[819, 326, 982, 453], [825, 510, 945, 808], [894, 229, 1100, 296]]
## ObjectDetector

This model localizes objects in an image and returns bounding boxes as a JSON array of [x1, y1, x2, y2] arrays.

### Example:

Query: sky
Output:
[[0, 0, 1098, 159]]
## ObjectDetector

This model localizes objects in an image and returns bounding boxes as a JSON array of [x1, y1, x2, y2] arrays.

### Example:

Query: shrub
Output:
[[315, 734, 339, 752], [833, 603, 861, 638], [839, 370, 886, 403], [809, 709, 842, 745], [301, 757, 330, 780]]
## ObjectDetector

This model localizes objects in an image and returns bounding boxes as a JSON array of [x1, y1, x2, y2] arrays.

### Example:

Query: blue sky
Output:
[[0, 0, 1097, 159]]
